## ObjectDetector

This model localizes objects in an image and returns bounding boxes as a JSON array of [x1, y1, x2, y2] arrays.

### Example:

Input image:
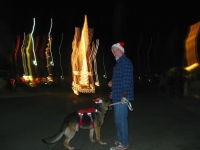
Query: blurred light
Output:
[[59, 33, 64, 79], [185, 21, 200, 71], [71, 15, 99, 95], [31, 18, 37, 66], [185, 63, 199, 71]]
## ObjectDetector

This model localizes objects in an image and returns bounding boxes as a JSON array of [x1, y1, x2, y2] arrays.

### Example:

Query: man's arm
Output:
[[121, 60, 133, 98]]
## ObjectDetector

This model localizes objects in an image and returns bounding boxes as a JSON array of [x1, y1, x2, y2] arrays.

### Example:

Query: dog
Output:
[[42, 97, 110, 150]]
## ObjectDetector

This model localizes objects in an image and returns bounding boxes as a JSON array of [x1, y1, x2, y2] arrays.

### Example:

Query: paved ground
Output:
[[0, 84, 200, 150]]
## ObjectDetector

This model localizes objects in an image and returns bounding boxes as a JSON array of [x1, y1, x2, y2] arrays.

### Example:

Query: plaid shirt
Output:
[[111, 54, 134, 103]]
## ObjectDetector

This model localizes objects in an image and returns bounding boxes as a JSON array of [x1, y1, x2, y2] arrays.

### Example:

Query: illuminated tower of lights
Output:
[[71, 15, 99, 95]]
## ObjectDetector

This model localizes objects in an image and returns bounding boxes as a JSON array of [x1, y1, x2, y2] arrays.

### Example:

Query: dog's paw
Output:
[[90, 139, 95, 143], [68, 146, 74, 150], [99, 141, 107, 145]]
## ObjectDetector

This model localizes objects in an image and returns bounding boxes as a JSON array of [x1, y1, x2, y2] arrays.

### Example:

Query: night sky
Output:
[[0, 0, 200, 77], [2, 1, 200, 37]]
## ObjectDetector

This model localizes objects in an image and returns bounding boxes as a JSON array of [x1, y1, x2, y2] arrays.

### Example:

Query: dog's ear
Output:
[[93, 98, 103, 103]]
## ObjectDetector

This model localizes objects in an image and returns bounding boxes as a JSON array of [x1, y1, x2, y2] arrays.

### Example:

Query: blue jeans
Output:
[[114, 103, 129, 146]]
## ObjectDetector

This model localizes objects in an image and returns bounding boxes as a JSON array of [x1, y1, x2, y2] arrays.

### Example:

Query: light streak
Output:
[[48, 18, 54, 66], [45, 38, 53, 82], [26, 34, 33, 80], [147, 37, 152, 82], [93, 39, 100, 86], [45, 18, 54, 83], [185, 21, 200, 67], [101, 44, 107, 78], [31, 18, 37, 66], [79, 15, 89, 87], [137, 34, 142, 80], [59, 33, 64, 79], [20, 18, 37, 86], [33, 35, 40, 77], [14, 35, 20, 74], [185, 63, 199, 71], [21, 32, 28, 76]]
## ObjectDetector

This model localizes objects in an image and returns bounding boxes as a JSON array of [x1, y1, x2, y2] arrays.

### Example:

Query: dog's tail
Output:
[[42, 130, 64, 144]]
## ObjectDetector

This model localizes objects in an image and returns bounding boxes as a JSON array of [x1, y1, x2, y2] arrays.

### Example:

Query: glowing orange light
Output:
[[185, 21, 200, 71], [71, 15, 99, 95], [45, 37, 53, 83], [45, 18, 54, 83], [185, 63, 199, 71]]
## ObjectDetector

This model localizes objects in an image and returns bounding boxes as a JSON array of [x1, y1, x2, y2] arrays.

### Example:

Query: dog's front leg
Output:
[[90, 128, 95, 143], [94, 127, 107, 145]]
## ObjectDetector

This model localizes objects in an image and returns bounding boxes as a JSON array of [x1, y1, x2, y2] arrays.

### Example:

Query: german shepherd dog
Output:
[[42, 97, 110, 150]]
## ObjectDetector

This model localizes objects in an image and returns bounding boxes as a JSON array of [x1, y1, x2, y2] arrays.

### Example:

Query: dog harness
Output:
[[78, 107, 97, 127]]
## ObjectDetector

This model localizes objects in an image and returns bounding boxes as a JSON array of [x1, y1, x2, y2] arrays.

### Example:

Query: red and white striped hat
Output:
[[111, 42, 125, 53]]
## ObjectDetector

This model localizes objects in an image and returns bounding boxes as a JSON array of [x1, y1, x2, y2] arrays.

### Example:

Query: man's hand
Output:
[[121, 97, 127, 104], [108, 81, 112, 87]]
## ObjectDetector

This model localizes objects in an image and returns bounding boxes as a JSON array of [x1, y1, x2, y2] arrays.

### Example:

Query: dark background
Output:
[[0, 0, 200, 80]]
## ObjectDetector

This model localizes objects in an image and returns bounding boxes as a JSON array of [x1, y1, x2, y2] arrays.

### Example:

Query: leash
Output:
[[108, 97, 133, 111]]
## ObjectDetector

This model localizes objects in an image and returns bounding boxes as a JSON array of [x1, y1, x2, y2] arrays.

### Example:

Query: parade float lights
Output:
[[71, 15, 99, 95]]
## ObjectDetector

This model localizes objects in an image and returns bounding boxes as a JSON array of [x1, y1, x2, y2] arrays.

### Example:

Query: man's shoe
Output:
[[110, 144, 128, 150], [115, 141, 122, 146]]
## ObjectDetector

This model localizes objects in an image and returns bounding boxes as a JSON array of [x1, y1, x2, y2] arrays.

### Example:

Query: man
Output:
[[108, 42, 134, 150]]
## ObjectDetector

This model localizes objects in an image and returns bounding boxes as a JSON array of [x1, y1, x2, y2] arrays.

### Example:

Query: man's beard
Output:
[[115, 57, 119, 60]]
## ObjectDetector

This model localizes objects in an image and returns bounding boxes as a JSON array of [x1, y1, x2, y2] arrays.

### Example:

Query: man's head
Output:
[[111, 42, 125, 60]]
